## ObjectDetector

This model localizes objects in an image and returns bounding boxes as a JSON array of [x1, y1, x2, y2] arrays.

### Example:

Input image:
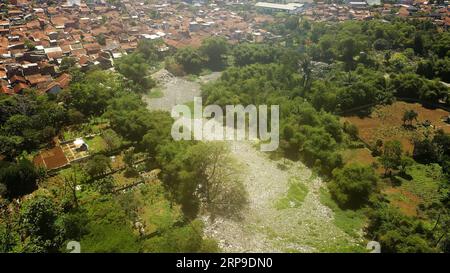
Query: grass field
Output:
[[383, 187, 421, 217], [343, 101, 450, 153], [319, 187, 366, 239], [382, 163, 444, 217], [341, 148, 376, 165], [147, 87, 164, 98], [275, 178, 309, 210]]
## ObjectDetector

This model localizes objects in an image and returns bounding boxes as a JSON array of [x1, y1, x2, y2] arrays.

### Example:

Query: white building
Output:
[[255, 2, 305, 14], [349, 1, 368, 9], [66, 0, 81, 6]]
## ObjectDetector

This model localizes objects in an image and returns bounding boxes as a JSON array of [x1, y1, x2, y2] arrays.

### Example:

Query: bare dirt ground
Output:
[[143, 70, 363, 252], [343, 101, 450, 153]]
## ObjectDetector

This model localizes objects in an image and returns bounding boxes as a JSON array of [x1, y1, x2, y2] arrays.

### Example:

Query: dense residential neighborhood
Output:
[[0, 0, 449, 96]]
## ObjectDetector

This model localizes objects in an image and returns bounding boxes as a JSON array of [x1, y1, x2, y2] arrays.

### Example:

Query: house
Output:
[[1, 84, 12, 95], [349, 2, 368, 9], [83, 43, 101, 54], [22, 63, 40, 76], [13, 82, 29, 93], [56, 73, 71, 89], [26, 74, 52, 87], [40, 81, 62, 95], [44, 46, 63, 59], [9, 74, 27, 85]]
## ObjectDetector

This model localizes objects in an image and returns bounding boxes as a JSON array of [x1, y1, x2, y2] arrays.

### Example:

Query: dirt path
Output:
[[143, 70, 362, 252]]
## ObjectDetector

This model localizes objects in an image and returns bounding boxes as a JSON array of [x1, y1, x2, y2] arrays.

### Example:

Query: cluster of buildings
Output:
[[0, 0, 448, 96], [0, 0, 280, 96], [256, 0, 450, 26]]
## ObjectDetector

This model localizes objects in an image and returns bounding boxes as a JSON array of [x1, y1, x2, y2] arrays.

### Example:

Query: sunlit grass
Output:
[[319, 187, 366, 238], [275, 178, 309, 210]]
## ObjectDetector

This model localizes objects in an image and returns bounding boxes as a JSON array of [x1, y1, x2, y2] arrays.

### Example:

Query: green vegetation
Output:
[[275, 178, 309, 210], [1, 14, 449, 253], [199, 16, 449, 252], [114, 53, 156, 92], [319, 187, 366, 238], [147, 87, 164, 98], [172, 37, 229, 75], [328, 164, 378, 209]]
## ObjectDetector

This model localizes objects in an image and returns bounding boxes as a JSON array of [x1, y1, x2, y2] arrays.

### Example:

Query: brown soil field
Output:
[[340, 148, 385, 174], [342, 101, 450, 153], [341, 148, 376, 165], [383, 187, 422, 217]]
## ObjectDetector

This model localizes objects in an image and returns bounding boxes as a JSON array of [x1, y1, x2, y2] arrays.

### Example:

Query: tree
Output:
[[402, 109, 418, 126], [20, 195, 62, 252], [182, 142, 247, 220], [102, 129, 122, 151], [232, 43, 279, 67], [200, 37, 229, 70], [63, 81, 110, 116], [157, 142, 247, 219], [24, 39, 36, 51], [379, 140, 403, 175], [114, 53, 155, 91], [175, 46, 206, 74], [93, 176, 115, 194], [0, 183, 6, 197], [137, 39, 163, 63], [80, 197, 139, 252], [336, 81, 379, 115], [367, 204, 437, 253], [123, 148, 139, 178], [60, 57, 77, 72], [139, 111, 173, 157], [61, 165, 86, 209], [0, 159, 39, 199], [96, 34, 106, 46], [373, 38, 390, 51], [413, 33, 424, 55], [413, 137, 438, 164], [298, 55, 312, 90], [339, 37, 358, 71], [343, 121, 359, 140], [85, 155, 111, 178], [0, 199, 19, 252], [329, 163, 378, 208]]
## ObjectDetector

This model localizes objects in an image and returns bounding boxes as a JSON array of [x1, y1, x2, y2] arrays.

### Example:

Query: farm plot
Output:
[[343, 101, 450, 153]]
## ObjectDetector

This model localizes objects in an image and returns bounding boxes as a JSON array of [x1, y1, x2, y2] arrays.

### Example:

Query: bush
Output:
[[329, 163, 378, 209]]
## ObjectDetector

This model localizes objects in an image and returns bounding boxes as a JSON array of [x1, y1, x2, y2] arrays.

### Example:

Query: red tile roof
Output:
[[13, 82, 29, 93]]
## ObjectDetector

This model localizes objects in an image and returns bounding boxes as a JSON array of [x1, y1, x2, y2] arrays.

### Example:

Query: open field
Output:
[[341, 148, 376, 166], [383, 187, 421, 217], [343, 101, 450, 153]]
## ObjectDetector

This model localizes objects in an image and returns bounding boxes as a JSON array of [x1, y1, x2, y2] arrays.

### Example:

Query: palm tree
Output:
[[298, 55, 312, 91], [402, 109, 418, 126]]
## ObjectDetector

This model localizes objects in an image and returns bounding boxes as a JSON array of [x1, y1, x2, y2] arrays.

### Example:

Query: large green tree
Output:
[[329, 163, 378, 208]]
